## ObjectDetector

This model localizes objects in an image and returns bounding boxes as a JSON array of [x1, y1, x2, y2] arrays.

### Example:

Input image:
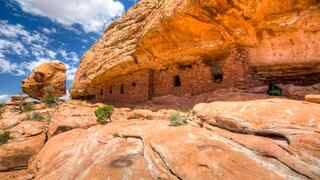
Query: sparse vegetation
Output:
[[0, 131, 10, 145], [170, 112, 188, 127], [43, 94, 58, 106], [27, 112, 51, 122], [29, 112, 45, 121], [0, 103, 5, 118], [42, 85, 58, 107], [95, 105, 114, 124], [22, 103, 34, 112]]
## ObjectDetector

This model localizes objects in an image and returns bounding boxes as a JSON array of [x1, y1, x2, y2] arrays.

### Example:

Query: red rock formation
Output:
[[22, 62, 66, 100], [28, 98, 320, 179], [71, 0, 320, 102]]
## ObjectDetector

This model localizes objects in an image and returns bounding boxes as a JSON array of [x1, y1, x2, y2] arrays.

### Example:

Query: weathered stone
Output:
[[72, 0, 320, 102], [0, 134, 46, 171], [22, 62, 66, 100], [193, 98, 320, 179], [305, 94, 320, 104]]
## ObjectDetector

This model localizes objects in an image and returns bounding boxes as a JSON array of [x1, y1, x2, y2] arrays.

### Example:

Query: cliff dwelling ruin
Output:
[[71, 0, 320, 104]]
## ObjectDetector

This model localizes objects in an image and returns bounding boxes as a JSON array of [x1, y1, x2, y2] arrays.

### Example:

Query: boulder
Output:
[[22, 62, 66, 100], [305, 94, 320, 104]]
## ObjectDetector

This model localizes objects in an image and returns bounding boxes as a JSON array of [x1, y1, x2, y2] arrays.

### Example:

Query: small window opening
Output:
[[173, 75, 181, 87], [211, 63, 223, 83], [109, 86, 112, 94], [120, 84, 124, 94], [132, 82, 136, 87]]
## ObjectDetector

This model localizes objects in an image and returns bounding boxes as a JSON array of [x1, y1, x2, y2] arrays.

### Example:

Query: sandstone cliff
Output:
[[71, 0, 320, 98]]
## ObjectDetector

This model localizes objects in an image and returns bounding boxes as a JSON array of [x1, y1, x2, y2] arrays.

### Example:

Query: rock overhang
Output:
[[71, 0, 320, 98]]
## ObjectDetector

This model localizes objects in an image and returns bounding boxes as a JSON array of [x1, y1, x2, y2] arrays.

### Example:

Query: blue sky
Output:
[[0, 0, 136, 102]]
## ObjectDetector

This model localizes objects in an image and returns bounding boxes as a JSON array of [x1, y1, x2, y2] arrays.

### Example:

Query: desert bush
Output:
[[0, 103, 5, 118], [0, 131, 10, 145], [42, 85, 58, 107], [27, 112, 51, 123], [29, 112, 45, 121], [95, 105, 114, 124], [43, 94, 58, 107], [22, 103, 33, 112], [170, 113, 188, 127]]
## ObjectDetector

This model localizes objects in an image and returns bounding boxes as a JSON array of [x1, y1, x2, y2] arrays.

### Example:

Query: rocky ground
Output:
[[0, 91, 319, 180]]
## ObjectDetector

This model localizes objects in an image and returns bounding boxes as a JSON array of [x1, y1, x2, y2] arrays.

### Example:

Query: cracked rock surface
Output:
[[27, 98, 320, 180]]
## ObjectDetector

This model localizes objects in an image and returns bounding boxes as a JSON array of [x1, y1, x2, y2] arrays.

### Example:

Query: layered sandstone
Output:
[[22, 62, 66, 99], [1, 92, 320, 179], [71, 0, 320, 98], [28, 98, 320, 179]]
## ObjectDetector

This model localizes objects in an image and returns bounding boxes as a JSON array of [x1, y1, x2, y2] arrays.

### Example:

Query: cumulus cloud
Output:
[[0, 58, 25, 75], [14, 0, 125, 33]]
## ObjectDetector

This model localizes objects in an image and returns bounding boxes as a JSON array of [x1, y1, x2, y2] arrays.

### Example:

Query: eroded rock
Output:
[[22, 61, 66, 100]]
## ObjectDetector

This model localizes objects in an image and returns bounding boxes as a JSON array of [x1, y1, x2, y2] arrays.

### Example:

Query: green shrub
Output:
[[0, 131, 10, 145], [170, 113, 188, 127], [27, 112, 51, 123], [29, 112, 45, 121], [42, 85, 58, 107], [0, 103, 5, 118], [95, 105, 113, 124], [22, 103, 33, 112], [43, 94, 58, 107]]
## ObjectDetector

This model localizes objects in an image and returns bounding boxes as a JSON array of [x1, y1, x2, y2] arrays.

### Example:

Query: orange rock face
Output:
[[27, 98, 320, 179], [71, 0, 320, 98], [22, 62, 66, 99]]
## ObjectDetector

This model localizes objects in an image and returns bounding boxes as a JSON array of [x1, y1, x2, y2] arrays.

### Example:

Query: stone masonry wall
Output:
[[151, 48, 250, 97], [96, 69, 151, 104], [95, 47, 251, 104]]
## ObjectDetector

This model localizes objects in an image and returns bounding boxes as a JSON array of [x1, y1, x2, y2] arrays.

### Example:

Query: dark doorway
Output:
[[100, 89, 104, 96], [132, 82, 136, 87], [211, 63, 223, 83], [120, 84, 124, 94], [109, 86, 112, 94], [174, 75, 181, 87]]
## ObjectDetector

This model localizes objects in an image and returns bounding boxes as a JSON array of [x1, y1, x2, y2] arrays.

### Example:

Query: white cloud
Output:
[[58, 50, 79, 62], [0, 95, 10, 103], [0, 39, 28, 55], [0, 21, 27, 38], [14, 0, 125, 33], [42, 27, 57, 34], [0, 58, 25, 75]]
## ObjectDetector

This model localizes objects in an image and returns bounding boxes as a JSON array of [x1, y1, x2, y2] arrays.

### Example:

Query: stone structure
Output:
[[22, 62, 66, 100], [72, 0, 320, 103]]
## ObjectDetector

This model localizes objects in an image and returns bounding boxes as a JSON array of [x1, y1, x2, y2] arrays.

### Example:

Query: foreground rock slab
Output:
[[22, 61, 66, 99], [30, 98, 320, 180], [194, 98, 320, 179]]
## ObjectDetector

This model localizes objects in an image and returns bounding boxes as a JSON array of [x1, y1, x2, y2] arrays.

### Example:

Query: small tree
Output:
[[95, 105, 114, 124], [0, 131, 10, 145], [170, 113, 188, 127]]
